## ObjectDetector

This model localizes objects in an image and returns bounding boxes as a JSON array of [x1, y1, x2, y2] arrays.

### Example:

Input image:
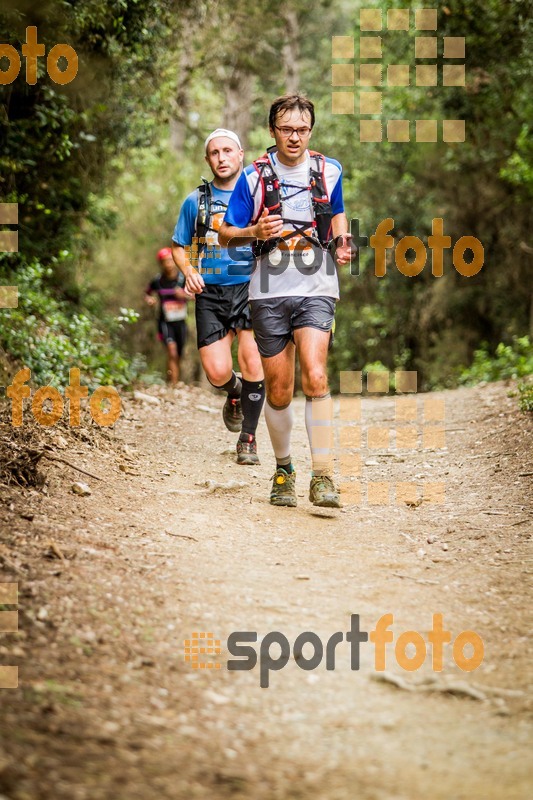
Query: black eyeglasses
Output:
[[274, 125, 312, 138]]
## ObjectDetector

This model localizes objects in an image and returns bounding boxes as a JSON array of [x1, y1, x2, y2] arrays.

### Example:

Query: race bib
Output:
[[163, 301, 186, 322], [268, 236, 324, 271]]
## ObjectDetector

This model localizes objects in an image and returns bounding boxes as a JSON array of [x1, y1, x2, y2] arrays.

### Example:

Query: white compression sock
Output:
[[305, 393, 334, 476], [264, 400, 294, 465]]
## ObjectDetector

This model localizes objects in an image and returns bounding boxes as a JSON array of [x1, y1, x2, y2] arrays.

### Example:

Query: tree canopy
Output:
[[1, 0, 531, 390]]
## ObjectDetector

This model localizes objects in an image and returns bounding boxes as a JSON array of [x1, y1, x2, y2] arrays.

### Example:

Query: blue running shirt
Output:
[[172, 184, 253, 286]]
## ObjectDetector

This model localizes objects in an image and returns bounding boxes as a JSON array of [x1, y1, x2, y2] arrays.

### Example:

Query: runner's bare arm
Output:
[[171, 243, 190, 277], [171, 243, 205, 295], [331, 212, 348, 239], [219, 209, 284, 247], [331, 213, 354, 266]]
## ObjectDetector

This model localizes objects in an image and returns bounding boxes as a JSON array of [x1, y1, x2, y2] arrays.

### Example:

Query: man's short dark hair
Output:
[[268, 94, 315, 131]]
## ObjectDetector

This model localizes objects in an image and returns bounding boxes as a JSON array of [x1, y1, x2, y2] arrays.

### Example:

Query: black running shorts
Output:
[[158, 319, 187, 356], [195, 282, 253, 349], [249, 296, 336, 358]]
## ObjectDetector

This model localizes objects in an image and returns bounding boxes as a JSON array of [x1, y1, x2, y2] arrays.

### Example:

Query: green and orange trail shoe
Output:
[[236, 434, 260, 465], [270, 468, 297, 507], [223, 395, 243, 433], [309, 475, 341, 508]]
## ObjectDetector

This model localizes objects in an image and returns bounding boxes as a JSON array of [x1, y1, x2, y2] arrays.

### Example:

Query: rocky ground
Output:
[[0, 380, 531, 799]]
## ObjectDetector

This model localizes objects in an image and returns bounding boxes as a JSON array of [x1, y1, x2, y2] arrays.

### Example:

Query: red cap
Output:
[[157, 247, 173, 261]]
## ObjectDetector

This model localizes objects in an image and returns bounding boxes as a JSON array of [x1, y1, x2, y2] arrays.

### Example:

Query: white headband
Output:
[[204, 128, 242, 152]]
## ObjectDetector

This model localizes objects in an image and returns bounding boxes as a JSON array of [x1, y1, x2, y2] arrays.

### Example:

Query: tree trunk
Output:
[[169, 16, 195, 155], [222, 68, 254, 151], [281, 8, 300, 93]]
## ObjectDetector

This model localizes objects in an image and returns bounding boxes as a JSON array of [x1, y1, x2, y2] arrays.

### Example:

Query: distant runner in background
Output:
[[144, 247, 190, 386]]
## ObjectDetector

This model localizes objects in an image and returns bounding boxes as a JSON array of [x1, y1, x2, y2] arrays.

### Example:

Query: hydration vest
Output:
[[195, 178, 228, 248], [251, 147, 334, 257]]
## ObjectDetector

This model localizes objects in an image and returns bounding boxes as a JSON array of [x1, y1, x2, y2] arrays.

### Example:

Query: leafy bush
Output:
[[518, 380, 533, 413], [459, 336, 533, 384], [0, 259, 141, 389]]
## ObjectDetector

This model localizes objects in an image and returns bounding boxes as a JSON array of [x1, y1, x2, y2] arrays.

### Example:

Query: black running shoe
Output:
[[223, 395, 243, 433], [236, 434, 260, 465]]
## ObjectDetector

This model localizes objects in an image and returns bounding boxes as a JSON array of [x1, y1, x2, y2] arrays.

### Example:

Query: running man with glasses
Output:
[[219, 95, 354, 507]]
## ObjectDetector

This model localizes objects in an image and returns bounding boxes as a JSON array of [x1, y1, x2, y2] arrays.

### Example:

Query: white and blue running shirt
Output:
[[224, 150, 344, 300]]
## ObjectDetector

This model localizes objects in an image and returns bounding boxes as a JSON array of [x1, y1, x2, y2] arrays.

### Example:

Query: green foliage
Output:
[[460, 336, 533, 384], [0, 260, 141, 388], [0, 0, 190, 385], [302, 0, 532, 388], [500, 125, 533, 195], [518, 380, 533, 413], [1, 0, 531, 392], [0, 0, 189, 272]]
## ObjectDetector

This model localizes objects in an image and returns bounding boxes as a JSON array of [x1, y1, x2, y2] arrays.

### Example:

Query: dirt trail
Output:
[[0, 381, 531, 799]]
